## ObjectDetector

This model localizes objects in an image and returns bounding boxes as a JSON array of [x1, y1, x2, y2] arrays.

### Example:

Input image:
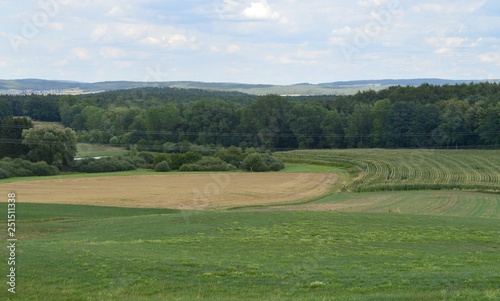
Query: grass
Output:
[[0, 203, 499, 300], [280, 190, 500, 219], [276, 149, 500, 192], [2, 150, 500, 300], [280, 163, 345, 173], [76, 143, 128, 158]]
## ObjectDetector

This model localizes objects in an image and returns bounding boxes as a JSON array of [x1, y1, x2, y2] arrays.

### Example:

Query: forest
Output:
[[0, 82, 499, 151]]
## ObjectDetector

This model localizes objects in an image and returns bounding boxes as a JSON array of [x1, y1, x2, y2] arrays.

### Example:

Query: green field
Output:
[[1, 149, 500, 300], [76, 143, 128, 158], [1, 203, 499, 301], [276, 149, 500, 192]]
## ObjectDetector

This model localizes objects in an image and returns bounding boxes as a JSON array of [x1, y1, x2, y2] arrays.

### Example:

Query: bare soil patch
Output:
[[2, 173, 338, 209]]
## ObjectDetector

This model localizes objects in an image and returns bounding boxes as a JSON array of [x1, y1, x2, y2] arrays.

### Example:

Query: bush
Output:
[[74, 157, 136, 173], [153, 153, 170, 167], [179, 157, 236, 172], [0, 168, 11, 179], [0, 158, 60, 179], [170, 151, 202, 170], [243, 153, 268, 172], [243, 153, 285, 172], [215, 146, 245, 167], [263, 153, 285, 171], [155, 161, 171, 172], [138, 152, 155, 164]]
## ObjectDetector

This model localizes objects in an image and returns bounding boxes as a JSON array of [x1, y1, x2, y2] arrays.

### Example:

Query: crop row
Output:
[[276, 149, 500, 193]]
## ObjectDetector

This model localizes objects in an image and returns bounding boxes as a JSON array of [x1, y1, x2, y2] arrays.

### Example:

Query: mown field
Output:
[[1, 149, 500, 300], [276, 149, 500, 192]]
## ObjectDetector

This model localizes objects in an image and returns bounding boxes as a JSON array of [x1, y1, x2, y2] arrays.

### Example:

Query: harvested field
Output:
[[2, 172, 338, 209]]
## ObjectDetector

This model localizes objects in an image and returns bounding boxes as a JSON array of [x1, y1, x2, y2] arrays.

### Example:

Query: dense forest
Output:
[[1, 82, 499, 151]]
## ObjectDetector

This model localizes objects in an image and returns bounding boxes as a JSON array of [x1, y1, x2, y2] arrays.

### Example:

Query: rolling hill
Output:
[[1, 78, 498, 96]]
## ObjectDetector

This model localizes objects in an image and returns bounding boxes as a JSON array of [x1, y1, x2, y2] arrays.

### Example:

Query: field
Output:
[[1, 149, 500, 300], [76, 143, 128, 158], [276, 149, 500, 192], [0, 172, 338, 209]]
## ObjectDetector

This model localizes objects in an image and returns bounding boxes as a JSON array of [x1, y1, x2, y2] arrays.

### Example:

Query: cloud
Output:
[[99, 47, 125, 59], [167, 34, 198, 50], [477, 53, 500, 65], [71, 47, 91, 60], [243, 1, 279, 20], [226, 44, 240, 54], [217, 0, 286, 23], [412, 4, 443, 13]]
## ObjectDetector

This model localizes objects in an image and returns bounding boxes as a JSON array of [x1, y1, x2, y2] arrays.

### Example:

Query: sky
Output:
[[0, 0, 499, 84]]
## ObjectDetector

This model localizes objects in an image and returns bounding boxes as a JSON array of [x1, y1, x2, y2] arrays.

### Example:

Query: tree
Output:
[[477, 104, 500, 145], [371, 99, 393, 147], [433, 100, 472, 148], [0, 117, 33, 158], [384, 102, 416, 148], [144, 104, 182, 142], [321, 109, 346, 148], [23, 96, 60, 121], [344, 104, 373, 148], [240, 95, 295, 149], [186, 99, 240, 146], [22, 125, 77, 166], [289, 103, 327, 149]]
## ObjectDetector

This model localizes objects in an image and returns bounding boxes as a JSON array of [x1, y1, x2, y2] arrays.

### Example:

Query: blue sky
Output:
[[1, 0, 499, 84]]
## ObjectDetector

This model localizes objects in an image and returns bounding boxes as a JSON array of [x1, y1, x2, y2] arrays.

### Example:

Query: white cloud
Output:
[[91, 24, 108, 41], [477, 53, 500, 65], [71, 47, 91, 60], [107, 6, 126, 17], [412, 4, 443, 13], [99, 47, 124, 59], [434, 48, 451, 55], [226, 44, 240, 54], [243, 1, 279, 20], [167, 34, 198, 50], [1, 0, 499, 83]]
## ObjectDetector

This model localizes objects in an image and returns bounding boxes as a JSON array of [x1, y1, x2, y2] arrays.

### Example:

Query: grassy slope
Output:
[[0, 205, 499, 300], [276, 149, 500, 192], [1, 150, 500, 300]]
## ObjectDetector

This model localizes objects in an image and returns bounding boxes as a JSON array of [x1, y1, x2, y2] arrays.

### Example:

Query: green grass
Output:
[[301, 190, 500, 219], [76, 143, 128, 158], [2, 150, 500, 300], [280, 163, 345, 173], [276, 149, 500, 192], [0, 203, 499, 300]]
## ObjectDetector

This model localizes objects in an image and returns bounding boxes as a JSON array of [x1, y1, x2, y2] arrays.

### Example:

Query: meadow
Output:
[[276, 149, 500, 192], [1, 149, 500, 300]]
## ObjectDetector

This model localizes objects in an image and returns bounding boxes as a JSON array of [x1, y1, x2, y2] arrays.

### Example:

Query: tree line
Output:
[[0, 82, 499, 150]]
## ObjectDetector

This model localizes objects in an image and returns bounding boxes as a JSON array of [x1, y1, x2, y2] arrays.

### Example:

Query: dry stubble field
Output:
[[2, 172, 338, 209]]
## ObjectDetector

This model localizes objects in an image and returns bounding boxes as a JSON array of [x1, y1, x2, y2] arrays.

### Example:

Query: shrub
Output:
[[179, 157, 236, 172], [138, 152, 155, 164], [215, 146, 245, 167], [109, 136, 120, 146], [153, 153, 170, 167], [243, 153, 269, 172], [0, 168, 11, 179], [189, 144, 216, 156], [170, 151, 202, 170], [0, 158, 60, 179], [75, 157, 136, 173], [263, 153, 285, 171], [155, 161, 171, 172], [243, 153, 285, 172]]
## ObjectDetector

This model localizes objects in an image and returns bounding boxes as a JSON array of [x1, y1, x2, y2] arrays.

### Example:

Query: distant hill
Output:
[[1, 78, 498, 96]]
